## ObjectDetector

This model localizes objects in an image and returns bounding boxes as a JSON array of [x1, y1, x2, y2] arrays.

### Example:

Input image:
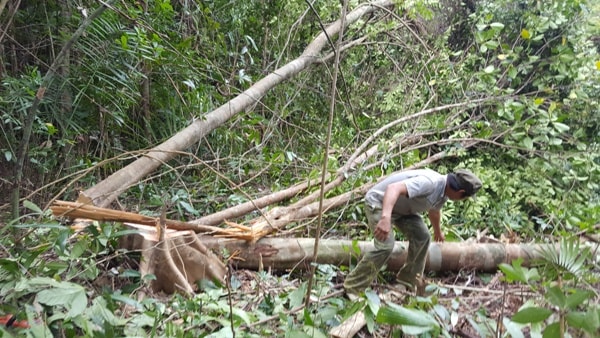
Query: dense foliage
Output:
[[0, 0, 598, 336]]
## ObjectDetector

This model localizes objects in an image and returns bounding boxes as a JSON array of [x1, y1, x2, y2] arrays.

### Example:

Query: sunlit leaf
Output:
[[503, 317, 525, 338], [552, 122, 570, 133], [365, 289, 381, 315], [490, 22, 505, 30]]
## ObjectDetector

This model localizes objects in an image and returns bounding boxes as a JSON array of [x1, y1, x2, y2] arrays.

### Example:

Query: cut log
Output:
[[51, 201, 553, 294], [198, 237, 551, 273]]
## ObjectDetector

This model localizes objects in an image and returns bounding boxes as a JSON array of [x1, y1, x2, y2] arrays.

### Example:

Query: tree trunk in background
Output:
[[58, 0, 74, 170], [78, 0, 397, 208], [140, 61, 152, 139], [199, 237, 550, 273]]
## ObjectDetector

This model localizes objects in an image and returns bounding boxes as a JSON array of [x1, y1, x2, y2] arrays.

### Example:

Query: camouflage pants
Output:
[[343, 201, 431, 293]]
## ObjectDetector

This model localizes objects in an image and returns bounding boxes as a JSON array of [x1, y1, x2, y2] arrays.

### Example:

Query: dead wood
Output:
[[328, 293, 392, 338], [329, 308, 366, 338], [51, 200, 233, 235]]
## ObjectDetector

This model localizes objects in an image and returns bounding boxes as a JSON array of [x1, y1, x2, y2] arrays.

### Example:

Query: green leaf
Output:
[[11, 223, 65, 229], [71, 240, 88, 259], [546, 286, 567, 309], [566, 310, 600, 333], [0, 258, 20, 274], [111, 293, 143, 310], [511, 307, 552, 323], [119, 269, 141, 278], [88, 297, 126, 326], [287, 331, 311, 338], [289, 282, 306, 309], [542, 322, 561, 338], [522, 137, 534, 150], [302, 326, 328, 338], [23, 200, 43, 214], [565, 289, 593, 310], [552, 122, 570, 133], [503, 317, 525, 338], [490, 22, 505, 30], [401, 325, 436, 335], [365, 289, 380, 315], [36, 284, 88, 318], [376, 303, 438, 328], [232, 307, 252, 325], [303, 308, 313, 326], [499, 258, 532, 283]]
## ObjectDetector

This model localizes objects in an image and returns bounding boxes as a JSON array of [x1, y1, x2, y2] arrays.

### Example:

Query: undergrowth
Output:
[[0, 201, 599, 337]]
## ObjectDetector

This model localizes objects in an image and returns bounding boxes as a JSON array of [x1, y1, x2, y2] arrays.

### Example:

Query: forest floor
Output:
[[225, 267, 528, 337]]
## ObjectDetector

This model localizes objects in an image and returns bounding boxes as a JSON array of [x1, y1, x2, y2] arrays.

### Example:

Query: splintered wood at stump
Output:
[[50, 200, 227, 295], [119, 222, 227, 295]]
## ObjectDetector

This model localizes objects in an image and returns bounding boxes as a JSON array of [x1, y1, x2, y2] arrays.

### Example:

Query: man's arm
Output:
[[373, 181, 408, 242], [428, 209, 444, 242]]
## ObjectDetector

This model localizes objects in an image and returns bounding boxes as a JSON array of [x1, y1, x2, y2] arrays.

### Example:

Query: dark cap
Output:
[[449, 169, 482, 197]]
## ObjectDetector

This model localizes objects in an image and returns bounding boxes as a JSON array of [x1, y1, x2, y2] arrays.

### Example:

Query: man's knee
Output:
[[373, 236, 395, 254]]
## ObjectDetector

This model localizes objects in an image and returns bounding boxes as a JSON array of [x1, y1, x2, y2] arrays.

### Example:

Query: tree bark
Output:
[[79, 0, 397, 208], [199, 237, 551, 273]]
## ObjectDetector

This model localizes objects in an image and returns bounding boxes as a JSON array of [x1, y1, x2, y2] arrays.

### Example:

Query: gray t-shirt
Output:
[[365, 169, 448, 215]]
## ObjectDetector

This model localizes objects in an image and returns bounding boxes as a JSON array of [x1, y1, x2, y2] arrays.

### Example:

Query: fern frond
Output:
[[539, 238, 590, 280]]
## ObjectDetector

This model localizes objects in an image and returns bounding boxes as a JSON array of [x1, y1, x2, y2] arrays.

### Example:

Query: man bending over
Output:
[[344, 168, 482, 295]]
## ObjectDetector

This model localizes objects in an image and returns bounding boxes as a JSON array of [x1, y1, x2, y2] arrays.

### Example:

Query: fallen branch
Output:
[[50, 200, 236, 235]]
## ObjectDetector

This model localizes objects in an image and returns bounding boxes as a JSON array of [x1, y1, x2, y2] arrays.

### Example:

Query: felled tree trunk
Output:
[[198, 237, 550, 273]]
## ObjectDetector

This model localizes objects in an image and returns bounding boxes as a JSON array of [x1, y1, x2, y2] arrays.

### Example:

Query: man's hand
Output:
[[428, 209, 444, 242], [374, 219, 391, 242]]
